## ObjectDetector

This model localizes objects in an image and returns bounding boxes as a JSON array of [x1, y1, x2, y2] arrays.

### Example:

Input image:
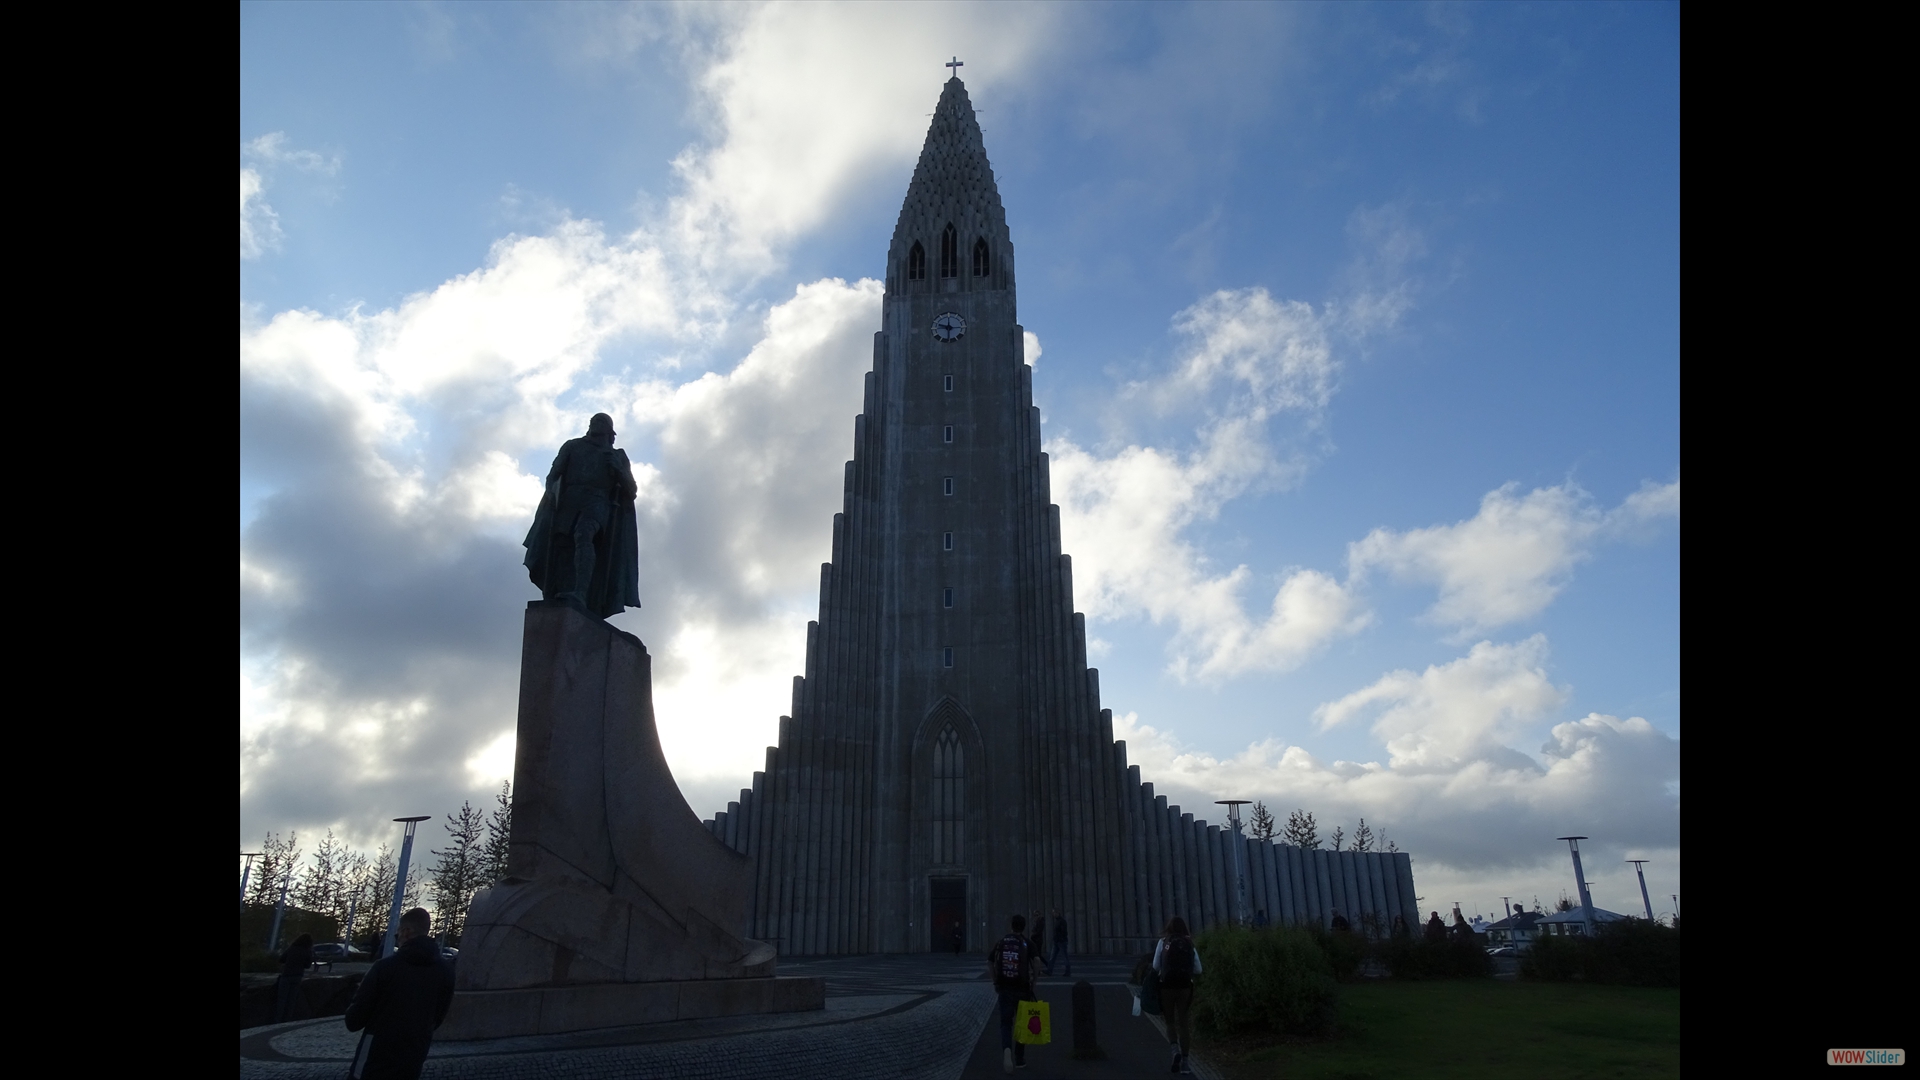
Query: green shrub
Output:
[[1312, 927, 1366, 982], [1521, 921, 1679, 987], [1379, 936, 1494, 980], [1191, 925, 1338, 1038]]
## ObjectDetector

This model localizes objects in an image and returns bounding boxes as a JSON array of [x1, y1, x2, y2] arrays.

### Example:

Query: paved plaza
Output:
[[239, 954, 1220, 1080]]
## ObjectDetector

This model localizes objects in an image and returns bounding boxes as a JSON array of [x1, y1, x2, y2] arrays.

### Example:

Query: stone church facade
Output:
[[704, 77, 1420, 955]]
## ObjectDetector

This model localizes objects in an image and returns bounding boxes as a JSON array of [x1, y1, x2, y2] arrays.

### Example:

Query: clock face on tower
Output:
[[931, 312, 966, 342]]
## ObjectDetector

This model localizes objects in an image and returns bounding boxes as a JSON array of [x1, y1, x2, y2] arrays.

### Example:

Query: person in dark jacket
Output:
[[1424, 910, 1447, 943], [275, 933, 315, 1022], [1049, 909, 1071, 977], [344, 907, 456, 1080]]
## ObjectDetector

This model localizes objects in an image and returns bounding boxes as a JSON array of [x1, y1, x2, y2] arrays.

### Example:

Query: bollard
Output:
[[1071, 978, 1105, 1060]]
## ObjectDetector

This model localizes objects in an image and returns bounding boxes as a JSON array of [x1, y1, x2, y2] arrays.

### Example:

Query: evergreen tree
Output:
[[334, 849, 370, 942], [1248, 801, 1275, 842], [1330, 826, 1345, 852], [429, 801, 486, 941], [297, 829, 343, 914], [482, 782, 513, 885], [1282, 809, 1320, 850], [1351, 818, 1375, 853], [361, 843, 399, 945], [250, 832, 302, 908]]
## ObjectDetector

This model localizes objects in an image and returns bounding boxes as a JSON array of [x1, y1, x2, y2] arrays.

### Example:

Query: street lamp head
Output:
[[394, 816, 433, 823]]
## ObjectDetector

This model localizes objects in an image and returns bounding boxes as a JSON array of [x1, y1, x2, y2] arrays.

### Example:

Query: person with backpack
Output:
[[989, 913, 1039, 1073], [1151, 916, 1203, 1075]]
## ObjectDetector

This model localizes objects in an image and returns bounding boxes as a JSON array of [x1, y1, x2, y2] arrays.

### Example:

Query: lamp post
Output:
[[1624, 861, 1654, 920], [1556, 837, 1597, 938], [239, 852, 261, 911], [382, 816, 433, 958], [267, 873, 291, 952], [1216, 800, 1252, 927]]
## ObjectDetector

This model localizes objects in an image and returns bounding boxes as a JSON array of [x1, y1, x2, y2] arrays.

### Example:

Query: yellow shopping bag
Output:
[[1014, 999, 1051, 1045]]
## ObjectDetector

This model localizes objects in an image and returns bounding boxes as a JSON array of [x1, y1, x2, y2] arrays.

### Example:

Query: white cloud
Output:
[[1348, 479, 1680, 635], [1313, 635, 1566, 769], [615, 3, 1064, 280], [1052, 287, 1366, 681], [240, 168, 280, 260], [245, 132, 341, 175], [239, 134, 340, 260], [1114, 642, 1678, 876]]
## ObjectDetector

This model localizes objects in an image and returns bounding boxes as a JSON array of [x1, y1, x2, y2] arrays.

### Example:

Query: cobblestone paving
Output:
[[240, 954, 996, 1080]]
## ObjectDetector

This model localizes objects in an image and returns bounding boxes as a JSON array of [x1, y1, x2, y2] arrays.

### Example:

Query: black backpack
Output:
[[1160, 935, 1195, 988], [996, 935, 1028, 986]]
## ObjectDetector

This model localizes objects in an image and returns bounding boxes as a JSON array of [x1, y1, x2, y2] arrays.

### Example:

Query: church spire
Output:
[[889, 77, 1012, 293]]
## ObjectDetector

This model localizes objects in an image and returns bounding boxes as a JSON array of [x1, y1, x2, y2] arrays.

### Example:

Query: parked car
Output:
[[310, 942, 349, 966]]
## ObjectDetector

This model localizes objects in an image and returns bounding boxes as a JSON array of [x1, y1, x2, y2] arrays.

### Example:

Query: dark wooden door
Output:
[[930, 876, 967, 952]]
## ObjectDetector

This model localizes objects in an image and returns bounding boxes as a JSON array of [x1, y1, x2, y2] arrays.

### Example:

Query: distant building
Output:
[[1484, 909, 1545, 953], [1537, 906, 1631, 938]]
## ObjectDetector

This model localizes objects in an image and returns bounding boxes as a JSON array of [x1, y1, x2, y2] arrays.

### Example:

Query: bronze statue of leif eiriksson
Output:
[[522, 412, 640, 618]]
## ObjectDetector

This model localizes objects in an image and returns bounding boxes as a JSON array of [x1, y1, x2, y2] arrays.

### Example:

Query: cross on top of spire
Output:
[[945, 56, 963, 80]]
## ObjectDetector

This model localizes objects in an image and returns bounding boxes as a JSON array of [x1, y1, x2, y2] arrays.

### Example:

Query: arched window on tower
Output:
[[907, 241, 926, 281], [932, 724, 965, 865], [972, 237, 990, 279], [939, 224, 958, 278]]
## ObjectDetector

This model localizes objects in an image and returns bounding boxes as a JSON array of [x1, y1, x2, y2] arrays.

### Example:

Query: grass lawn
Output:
[[1202, 979, 1680, 1080]]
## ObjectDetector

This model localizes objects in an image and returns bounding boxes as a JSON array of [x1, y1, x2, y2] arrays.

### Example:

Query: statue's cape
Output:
[[598, 451, 642, 616], [523, 447, 641, 619]]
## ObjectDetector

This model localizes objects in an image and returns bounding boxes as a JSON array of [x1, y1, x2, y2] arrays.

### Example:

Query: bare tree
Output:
[[1249, 801, 1276, 842], [1330, 826, 1345, 852], [1282, 809, 1320, 850]]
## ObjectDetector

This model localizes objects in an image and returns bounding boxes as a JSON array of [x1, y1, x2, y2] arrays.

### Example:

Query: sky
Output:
[[240, 2, 1680, 925]]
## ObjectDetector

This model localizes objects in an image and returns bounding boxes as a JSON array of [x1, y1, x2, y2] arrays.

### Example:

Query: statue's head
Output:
[[587, 412, 616, 444]]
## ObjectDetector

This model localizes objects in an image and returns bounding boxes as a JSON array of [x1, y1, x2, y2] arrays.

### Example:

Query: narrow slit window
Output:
[[943, 588, 954, 608], [939, 223, 957, 278], [942, 647, 954, 668], [972, 237, 990, 278], [943, 477, 953, 496], [943, 531, 954, 551], [944, 374, 954, 392], [908, 241, 926, 281], [944, 425, 954, 443]]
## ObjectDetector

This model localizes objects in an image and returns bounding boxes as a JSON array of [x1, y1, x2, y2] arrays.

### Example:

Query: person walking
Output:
[[990, 913, 1039, 1074], [1152, 916, 1202, 1075], [344, 907, 456, 1080], [274, 933, 315, 1023], [1048, 908, 1071, 977]]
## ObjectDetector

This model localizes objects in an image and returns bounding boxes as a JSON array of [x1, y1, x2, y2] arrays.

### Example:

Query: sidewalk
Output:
[[956, 958, 1222, 1080], [241, 953, 993, 1080]]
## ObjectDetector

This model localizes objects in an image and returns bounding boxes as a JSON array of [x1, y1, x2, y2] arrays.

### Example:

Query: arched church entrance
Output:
[[930, 876, 966, 952]]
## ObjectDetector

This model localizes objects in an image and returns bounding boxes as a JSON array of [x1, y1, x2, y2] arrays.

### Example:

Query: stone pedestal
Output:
[[449, 599, 821, 1036]]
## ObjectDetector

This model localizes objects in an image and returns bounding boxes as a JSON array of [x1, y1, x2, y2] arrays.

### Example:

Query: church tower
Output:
[[704, 76, 1422, 955]]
